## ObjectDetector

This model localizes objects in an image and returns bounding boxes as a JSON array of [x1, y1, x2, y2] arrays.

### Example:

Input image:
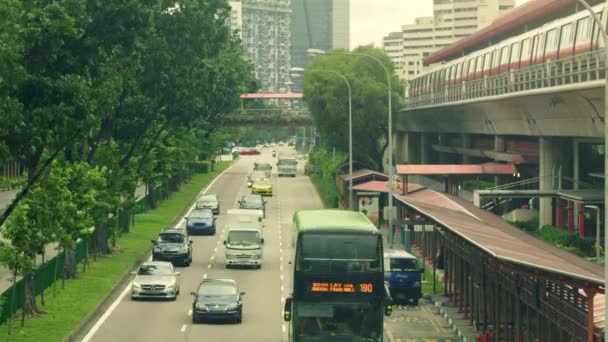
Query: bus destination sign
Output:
[[311, 282, 373, 294]]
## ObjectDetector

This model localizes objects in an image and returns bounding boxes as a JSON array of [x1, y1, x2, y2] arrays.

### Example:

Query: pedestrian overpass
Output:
[[224, 92, 312, 126]]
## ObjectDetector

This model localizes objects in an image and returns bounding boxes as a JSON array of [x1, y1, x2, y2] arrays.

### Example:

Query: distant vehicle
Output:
[[131, 261, 181, 300], [151, 229, 193, 266], [251, 179, 272, 196], [240, 148, 260, 155], [239, 194, 266, 217], [272, 150, 276, 158], [196, 194, 219, 215], [277, 153, 297, 177], [287, 140, 295, 147], [186, 208, 216, 235], [383, 249, 423, 305], [253, 162, 272, 178], [191, 279, 245, 324], [283, 210, 393, 341], [224, 211, 264, 269], [247, 170, 268, 188]]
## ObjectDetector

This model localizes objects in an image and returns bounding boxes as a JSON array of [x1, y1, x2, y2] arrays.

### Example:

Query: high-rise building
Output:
[[391, 0, 515, 89], [382, 31, 403, 75], [228, 1, 243, 40], [290, 0, 350, 91], [238, 0, 292, 93]]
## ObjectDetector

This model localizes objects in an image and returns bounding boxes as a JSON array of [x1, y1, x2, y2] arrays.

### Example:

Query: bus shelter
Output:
[[393, 187, 604, 342]]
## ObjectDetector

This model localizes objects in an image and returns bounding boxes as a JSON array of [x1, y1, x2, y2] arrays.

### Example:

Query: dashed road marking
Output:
[[180, 324, 187, 333], [187, 309, 192, 316]]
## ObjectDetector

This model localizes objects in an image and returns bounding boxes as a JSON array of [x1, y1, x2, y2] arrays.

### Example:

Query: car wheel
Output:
[[226, 264, 231, 269]]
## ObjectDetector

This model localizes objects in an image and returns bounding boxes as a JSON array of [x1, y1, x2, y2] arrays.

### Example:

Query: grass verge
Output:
[[310, 174, 339, 208], [0, 162, 230, 341], [421, 263, 445, 295]]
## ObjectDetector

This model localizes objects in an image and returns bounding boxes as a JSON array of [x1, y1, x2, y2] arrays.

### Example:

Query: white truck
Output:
[[277, 153, 297, 177], [224, 209, 265, 269]]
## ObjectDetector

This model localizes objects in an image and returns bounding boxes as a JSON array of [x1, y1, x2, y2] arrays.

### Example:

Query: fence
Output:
[[0, 235, 93, 325]]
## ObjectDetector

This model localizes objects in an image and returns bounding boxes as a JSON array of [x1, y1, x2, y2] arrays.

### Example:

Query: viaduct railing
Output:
[[408, 49, 606, 108]]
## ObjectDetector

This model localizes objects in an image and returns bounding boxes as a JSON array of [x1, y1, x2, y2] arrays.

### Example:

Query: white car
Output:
[[131, 261, 181, 300]]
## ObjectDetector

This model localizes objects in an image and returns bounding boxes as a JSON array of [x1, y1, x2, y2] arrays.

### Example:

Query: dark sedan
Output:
[[239, 194, 266, 218], [191, 279, 245, 324], [186, 209, 216, 235]]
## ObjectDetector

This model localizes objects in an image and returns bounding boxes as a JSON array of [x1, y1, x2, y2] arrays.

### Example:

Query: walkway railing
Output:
[[408, 49, 607, 108]]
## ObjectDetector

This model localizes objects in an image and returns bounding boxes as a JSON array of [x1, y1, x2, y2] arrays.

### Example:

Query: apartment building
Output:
[[228, 1, 243, 40], [239, 0, 292, 93], [397, 0, 515, 87], [382, 31, 403, 74]]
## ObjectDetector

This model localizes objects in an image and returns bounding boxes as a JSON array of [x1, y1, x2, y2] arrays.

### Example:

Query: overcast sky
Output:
[[350, 0, 532, 48]]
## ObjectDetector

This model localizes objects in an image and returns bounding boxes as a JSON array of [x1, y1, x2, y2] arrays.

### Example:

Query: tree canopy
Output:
[[302, 46, 403, 170]]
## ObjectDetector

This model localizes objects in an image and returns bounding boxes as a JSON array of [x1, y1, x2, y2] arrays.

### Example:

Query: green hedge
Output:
[[310, 174, 339, 208], [462, 180, 495, 191], [189, 160, 211, 173], [534, 225, 594, 257]]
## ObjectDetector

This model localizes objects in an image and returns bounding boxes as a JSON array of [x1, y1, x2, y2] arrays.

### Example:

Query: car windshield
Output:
[[190, 210, 213, 219], [137, 263, 173, 276], [199, 282, 237, 296], [254, 163, 272, 170], [388, 258, 419, 272], [227, 230, 261, 245], [243, 195, 263, 205], [158, 233, 185, 244], [278, 159, 297, 165]]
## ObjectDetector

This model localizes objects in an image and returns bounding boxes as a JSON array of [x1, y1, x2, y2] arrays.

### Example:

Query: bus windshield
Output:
[[297, 233, 381, 273], [293, 302, 381, 342]]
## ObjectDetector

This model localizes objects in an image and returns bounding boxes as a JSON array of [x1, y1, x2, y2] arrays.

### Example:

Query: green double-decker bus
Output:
[[283, 210, 392, 342]]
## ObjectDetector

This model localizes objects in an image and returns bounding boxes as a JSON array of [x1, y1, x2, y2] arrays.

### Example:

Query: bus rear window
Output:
[[297, 233, 381, 272]]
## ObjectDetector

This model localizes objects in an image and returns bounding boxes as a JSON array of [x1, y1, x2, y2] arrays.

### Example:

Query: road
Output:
[[81, 146, 455, 342]]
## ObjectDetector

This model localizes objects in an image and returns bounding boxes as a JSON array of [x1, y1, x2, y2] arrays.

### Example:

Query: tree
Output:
[[302, 46, 403, 170]]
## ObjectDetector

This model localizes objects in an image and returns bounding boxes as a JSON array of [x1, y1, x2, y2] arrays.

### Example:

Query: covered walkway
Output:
[[391, 186, 604, 341]]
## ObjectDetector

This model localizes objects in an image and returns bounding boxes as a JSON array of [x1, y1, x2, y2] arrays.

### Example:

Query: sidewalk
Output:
[[0, 185, 147, 293], [381, 226, 478, 342]]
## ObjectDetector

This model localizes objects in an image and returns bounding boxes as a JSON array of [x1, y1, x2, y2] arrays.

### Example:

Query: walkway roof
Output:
[[339, 169, 388, 181], [394, 187, 604, 286], [352, 180, 424, 194], [396, 163, 515, 176]]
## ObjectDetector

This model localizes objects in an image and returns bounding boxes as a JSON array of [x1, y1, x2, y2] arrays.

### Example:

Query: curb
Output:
[[64, 165, 232, 342], [425, 294, 475, 342]]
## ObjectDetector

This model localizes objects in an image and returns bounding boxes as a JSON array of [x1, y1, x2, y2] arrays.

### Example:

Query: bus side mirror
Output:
[[384, 303, 393, 316], [283, 297, 292, 321]]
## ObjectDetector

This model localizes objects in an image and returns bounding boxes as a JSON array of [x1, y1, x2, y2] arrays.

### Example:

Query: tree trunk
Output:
[[63, 247, 77, 282], [22, 269, 45, 320], [147, 183, 157, 209], [121, 206, 132, 234], [94, 223, 111, 255], [40, 252, 45, 306]]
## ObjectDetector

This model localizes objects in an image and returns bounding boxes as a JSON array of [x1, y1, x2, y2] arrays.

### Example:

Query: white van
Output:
[[224, 209, 265, 269]]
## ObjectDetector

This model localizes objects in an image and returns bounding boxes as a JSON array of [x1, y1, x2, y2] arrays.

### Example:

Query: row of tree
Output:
[[0, 0, 257, 321], [302, 46, 404, 170]]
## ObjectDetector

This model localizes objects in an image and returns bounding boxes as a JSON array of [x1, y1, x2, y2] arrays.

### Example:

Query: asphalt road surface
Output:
[[81, 147, 455, 342], [83, 147, 324, 342]]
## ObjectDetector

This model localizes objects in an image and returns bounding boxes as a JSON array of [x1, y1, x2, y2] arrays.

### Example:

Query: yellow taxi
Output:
[[251, 179, 272, 196]]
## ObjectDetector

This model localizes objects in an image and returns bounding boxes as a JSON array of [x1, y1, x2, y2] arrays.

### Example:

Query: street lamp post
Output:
[[291, 67, 354, 209], [308, 48, 395, 242], [575, 2, 608, 340]]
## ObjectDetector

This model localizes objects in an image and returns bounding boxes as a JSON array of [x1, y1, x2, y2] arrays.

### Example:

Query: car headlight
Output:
[[132, 283, 141, 289], [153, 247, 161, 252], [166, 283, 176, 290], [226, 303, 239, 311], [413, 281, 421, 287], [180, 246, 189, 253], [251, 254, 261, 260], [195, 302, 205, 310]]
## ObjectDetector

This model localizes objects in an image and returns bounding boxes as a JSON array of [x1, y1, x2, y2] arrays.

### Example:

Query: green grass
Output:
[[0, 162, 230, 341], [421, 263, 445, 295], [310, 174, 339, 208]]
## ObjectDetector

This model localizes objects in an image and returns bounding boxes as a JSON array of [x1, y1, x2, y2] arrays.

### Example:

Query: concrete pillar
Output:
[[420, 133, 431, 164], [438, 134, 449, 164], [462, 134, 472, 164], [494, 136, 505, 186], [573, 140, 580, 230], [539, 137, 573, 228]]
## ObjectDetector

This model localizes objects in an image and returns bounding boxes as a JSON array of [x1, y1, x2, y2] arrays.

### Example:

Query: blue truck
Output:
[[383, 249, 423, 305]]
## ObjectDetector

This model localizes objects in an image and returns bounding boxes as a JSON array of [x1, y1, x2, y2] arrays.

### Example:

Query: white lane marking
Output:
[[207, 264, 211, 269], [282, 324, 286, 333], [82, 164, 236, 341], [188, 309, 192, 316], [384, 323, 395, 342], [180, 324, 187, 333], [210, 255, 215, 261], [203, 273, 207, 279], [280, 274, 283, 281]]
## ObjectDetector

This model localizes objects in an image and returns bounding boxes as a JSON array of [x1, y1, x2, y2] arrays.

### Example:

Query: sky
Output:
[[350, 0, 532, 48]]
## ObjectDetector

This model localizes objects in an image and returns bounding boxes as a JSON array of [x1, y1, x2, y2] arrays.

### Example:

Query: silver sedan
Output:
[[131, 261, 181, 300]]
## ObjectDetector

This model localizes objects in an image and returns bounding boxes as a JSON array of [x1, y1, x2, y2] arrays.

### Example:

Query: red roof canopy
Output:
[[240, 93, 304, 99], [424, 0, 574, 65], [397, 163, 515, 175]]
